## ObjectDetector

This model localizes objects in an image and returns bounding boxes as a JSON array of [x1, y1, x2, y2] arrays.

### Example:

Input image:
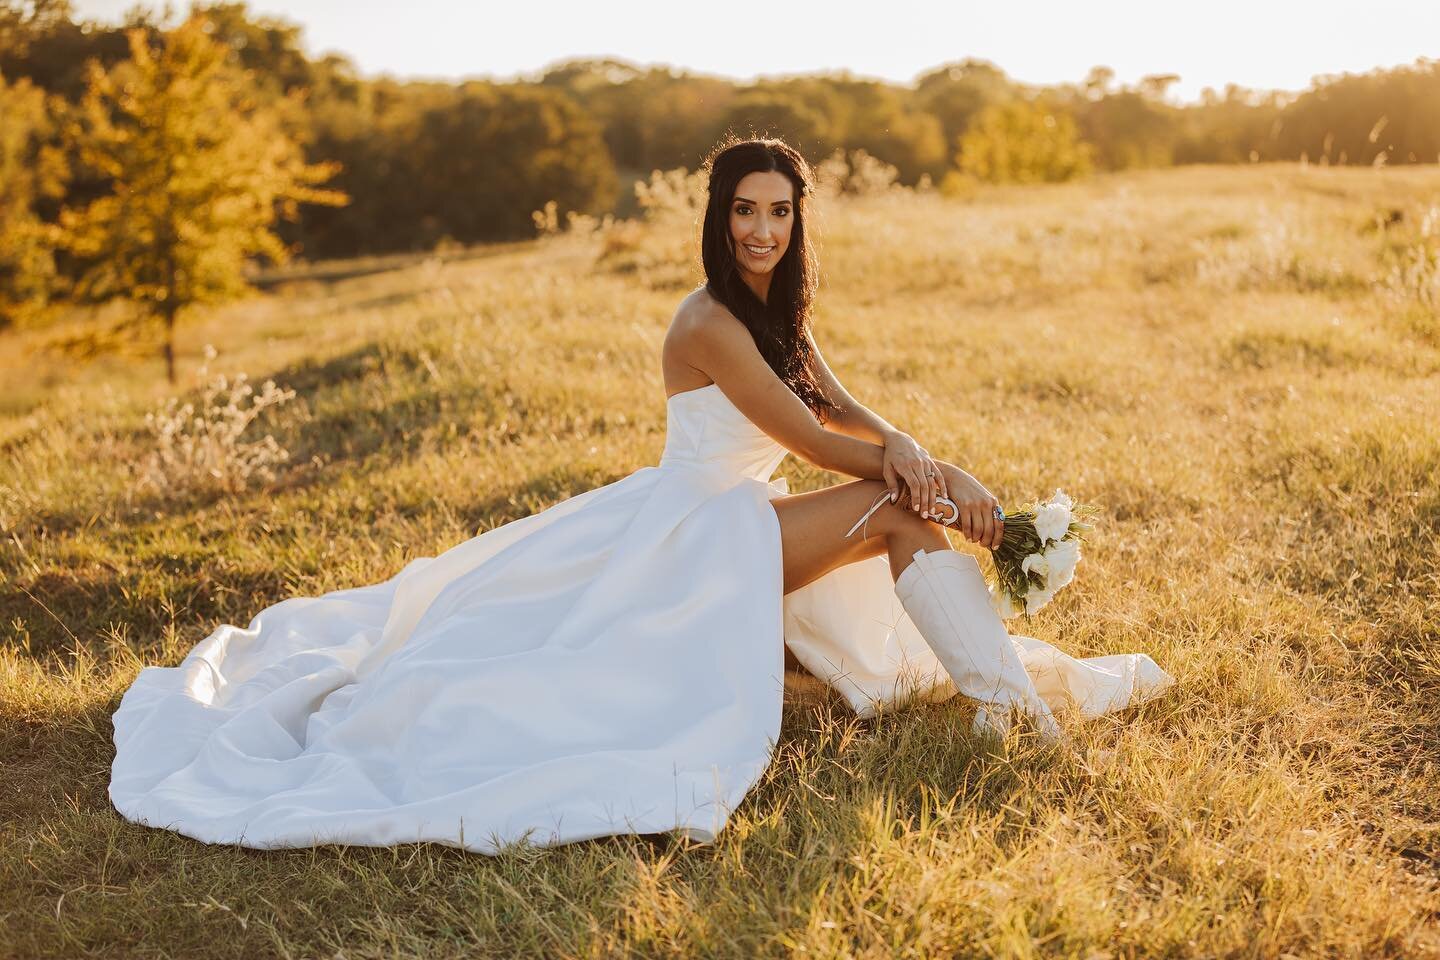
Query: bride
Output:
[[108, 136, 1174, 854]]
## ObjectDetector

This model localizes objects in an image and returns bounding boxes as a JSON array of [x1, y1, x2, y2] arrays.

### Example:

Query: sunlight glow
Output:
[[68, 0, 1440, 105]]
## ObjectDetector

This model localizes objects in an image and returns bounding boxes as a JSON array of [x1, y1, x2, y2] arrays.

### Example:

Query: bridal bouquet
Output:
[[985, 489, 1096, 620], [844, 485, 1096, 620]]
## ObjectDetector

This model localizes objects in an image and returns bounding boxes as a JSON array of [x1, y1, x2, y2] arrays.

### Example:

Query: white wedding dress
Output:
[[109, 382, 1175, 853]]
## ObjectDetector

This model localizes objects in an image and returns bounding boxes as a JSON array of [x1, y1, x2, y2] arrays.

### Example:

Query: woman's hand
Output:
[[882, 430, 946, 520], [905, 461, 1004, 551]]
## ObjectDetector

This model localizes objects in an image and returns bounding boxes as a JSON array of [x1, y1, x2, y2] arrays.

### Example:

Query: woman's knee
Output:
[[863, 481, 929, 525], [888, 503, 935, 539], [848, 481, 931, 540]]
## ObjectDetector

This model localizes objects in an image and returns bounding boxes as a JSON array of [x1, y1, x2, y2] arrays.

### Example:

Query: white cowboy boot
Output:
[[893, 547, 1064, 745]]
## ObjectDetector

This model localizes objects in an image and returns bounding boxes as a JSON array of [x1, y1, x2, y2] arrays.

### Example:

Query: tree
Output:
[[716, 90, 830, 155], [1072, 90, 1179, 169], [809, 75, 949, 184], [400, 82, 617, 247], [1082, 66, 1116, 101], [0, 0, 154, 101], [59, 13, 346, 382], [1273, 59, 1440, 165], [0, 71, 68, 328], [915, 59, 1016, 152], [956, 98, 1094, 184]]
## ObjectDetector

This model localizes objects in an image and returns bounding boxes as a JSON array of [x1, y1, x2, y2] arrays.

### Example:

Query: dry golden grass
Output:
[[1, 163, 1437, 958]]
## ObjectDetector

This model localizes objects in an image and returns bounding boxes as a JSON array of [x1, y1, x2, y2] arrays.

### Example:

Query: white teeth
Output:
[[745, 244, 774, 255]]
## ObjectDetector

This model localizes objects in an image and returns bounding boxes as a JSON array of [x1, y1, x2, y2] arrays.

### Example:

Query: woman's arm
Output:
[[808, 332, 904, 444], [806, 331, 957, 513], [683, 308, 891, 481]]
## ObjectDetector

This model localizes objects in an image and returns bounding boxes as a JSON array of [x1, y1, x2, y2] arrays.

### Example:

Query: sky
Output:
[[70, 0, 1439, 105]]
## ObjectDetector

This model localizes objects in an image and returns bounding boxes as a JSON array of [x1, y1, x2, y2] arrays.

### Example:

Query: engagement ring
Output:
[[993, 505, 1005, 521]]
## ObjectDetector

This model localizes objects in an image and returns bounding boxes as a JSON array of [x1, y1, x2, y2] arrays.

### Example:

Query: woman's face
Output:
[[728, 170, 795, 278]]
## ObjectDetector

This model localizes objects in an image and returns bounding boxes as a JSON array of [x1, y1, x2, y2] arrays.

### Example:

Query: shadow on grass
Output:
[[5, 457, 648, 662], [276, 344, 525, 469], [1, 562, 295, 662], [6, 343, 504, 540], [0, 635, 1064, 960], [455, 461, 633, 534]]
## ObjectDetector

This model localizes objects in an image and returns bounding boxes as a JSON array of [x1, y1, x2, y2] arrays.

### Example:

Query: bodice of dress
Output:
[[658, 383, 789, 485]]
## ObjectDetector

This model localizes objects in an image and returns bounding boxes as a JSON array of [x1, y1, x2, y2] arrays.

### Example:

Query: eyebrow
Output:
[[733, 197, 791, 205]]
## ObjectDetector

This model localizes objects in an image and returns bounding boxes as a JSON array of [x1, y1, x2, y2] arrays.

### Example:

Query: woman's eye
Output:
[[735, 205, 751, 214], [776, 208, 789, 216]]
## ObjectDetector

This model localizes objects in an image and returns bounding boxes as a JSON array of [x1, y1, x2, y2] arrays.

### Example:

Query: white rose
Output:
[[1024, 584, 1055, 616], [989, 583, 1023, 620], [1032, 500, 1073, 545], [1021, 551, 1051, 584], [1043, 538, 1081, 589], [1050, 488, 1074, 510]]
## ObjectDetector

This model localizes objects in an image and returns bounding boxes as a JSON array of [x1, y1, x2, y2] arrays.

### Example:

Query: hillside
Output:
[[1, 164, 1438, 958]]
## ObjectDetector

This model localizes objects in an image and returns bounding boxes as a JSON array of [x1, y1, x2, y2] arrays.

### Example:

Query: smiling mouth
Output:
[[744, 244, 775, 257]]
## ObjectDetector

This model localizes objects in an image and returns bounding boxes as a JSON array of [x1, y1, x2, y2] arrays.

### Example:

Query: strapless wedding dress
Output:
[[109, 382, 1174, 852]]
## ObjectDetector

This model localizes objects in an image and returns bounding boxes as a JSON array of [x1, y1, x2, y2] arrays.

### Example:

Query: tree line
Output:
[[3, 0, 1438, 348]]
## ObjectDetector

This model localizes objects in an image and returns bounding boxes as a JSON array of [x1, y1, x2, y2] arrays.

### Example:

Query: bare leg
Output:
[[770, 478, 952, 596]]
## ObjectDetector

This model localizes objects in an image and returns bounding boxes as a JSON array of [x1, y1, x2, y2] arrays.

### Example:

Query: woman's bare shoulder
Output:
[[664, 288, 751, 383], [672, 286, 741, 335]]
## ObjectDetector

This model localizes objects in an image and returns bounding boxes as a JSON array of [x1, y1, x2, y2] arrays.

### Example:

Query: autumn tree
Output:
[[0, 71, 68, 328], [915, 59, 1015, 152], [59, 13, 345, 382], [956, 98, 1094, 184]]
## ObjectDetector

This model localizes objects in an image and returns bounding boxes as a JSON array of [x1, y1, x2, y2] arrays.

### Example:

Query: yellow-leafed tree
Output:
[[60, 14, 347, 382], [0, 71, 68, 329], [955, 98, 1094, 185]]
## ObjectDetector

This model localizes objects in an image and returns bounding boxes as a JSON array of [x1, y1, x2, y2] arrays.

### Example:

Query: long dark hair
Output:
[[699, 136, 842, 424]]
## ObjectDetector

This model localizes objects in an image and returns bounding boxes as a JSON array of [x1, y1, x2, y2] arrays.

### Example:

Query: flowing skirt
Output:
[[110, 463, 1176, 853], [110, 464, 789, 852]]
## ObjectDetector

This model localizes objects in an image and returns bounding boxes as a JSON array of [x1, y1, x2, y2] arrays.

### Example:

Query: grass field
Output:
[[2, 163, 1438, 958]]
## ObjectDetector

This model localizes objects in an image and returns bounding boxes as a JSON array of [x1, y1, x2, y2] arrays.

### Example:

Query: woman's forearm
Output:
[[825, 399, 902, 445], [801, 427, 887, 481], [801, 424, 973, 494]]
